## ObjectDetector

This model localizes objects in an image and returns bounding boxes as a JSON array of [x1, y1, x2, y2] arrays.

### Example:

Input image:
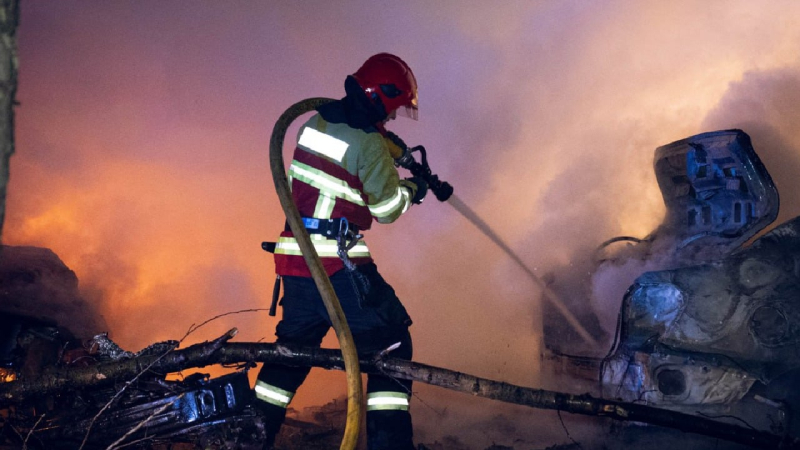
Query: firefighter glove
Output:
[[405, 176, 428, 204]]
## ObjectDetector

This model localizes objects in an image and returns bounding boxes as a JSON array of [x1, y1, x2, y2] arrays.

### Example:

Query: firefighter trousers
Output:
[[255, 263, 414, 450]]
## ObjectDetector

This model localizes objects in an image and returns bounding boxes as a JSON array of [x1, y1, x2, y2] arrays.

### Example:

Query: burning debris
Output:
[[0, 246, 266, 449], [545, 129, 800, 447]]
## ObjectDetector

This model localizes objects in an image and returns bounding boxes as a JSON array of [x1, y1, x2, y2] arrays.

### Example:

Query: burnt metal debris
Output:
[[653, 129, 779, 263], [548, 129, 800, 441], [0, 313, 266, 449], [41, 370, 263, 449]]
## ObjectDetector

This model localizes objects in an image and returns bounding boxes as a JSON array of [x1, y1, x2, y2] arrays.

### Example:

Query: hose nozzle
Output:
[[387, 132, 453, 202], [406, 146, 452, 201]]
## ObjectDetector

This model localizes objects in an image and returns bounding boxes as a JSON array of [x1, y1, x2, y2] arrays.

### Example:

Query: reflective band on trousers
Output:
[[274, 235, 371, 258], [366, 391, 410, 411], [254, 380, 294, 408]]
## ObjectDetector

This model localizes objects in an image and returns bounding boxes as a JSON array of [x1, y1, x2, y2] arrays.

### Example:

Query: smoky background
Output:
[[6, 1, 800, 448]]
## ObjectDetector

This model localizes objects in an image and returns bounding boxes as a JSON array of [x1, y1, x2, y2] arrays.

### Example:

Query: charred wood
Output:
[[1, 337, 797, 449]]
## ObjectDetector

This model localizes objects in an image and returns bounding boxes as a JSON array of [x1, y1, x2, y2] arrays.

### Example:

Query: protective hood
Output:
[[317, 75, 386, 132]]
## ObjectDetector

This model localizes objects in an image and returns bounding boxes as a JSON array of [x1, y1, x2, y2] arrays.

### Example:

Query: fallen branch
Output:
[[1, 340, 797, 449]]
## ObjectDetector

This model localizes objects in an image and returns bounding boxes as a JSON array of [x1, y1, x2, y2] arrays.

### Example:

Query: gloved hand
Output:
[[405, 176, 428, 204]]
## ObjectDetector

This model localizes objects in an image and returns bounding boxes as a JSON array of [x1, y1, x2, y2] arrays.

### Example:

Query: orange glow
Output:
[[19, 205, 82, 238], [0, 368, 16, 383], [7, 2, 800, 426]]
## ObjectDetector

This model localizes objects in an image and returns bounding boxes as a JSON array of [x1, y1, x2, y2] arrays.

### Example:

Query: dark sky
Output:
[[6, 1, 800, 446]]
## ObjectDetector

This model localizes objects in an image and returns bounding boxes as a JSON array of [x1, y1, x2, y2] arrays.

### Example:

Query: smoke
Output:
[[702, 67, 800, 224], [578, 64, 800, 347], [7, 1, 800, 448]]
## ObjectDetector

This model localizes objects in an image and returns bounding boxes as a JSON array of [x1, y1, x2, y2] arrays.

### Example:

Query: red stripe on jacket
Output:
[[275, 147, 375, 277]]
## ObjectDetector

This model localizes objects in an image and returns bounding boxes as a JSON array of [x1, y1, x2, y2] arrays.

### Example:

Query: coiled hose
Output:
[[269, 97, 362, 450]]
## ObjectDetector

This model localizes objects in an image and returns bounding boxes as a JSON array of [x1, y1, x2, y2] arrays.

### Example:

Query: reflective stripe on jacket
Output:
[[274, 114, 416, 277]]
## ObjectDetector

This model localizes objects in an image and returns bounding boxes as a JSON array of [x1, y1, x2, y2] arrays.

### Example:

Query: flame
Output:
[[0, 368, 16, 383]]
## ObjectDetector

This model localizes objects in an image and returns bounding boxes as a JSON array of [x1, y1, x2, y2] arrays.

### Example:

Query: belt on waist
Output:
[[262, 217, 360, 254], [297, 217, 359, 238]]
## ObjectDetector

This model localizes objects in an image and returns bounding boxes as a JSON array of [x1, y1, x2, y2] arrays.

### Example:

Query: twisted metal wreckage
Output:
[[2, 129, 800, 449], [547, 129, 800, 445]]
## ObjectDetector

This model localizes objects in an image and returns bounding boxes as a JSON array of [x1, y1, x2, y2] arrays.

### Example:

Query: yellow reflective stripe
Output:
[[289, 161, 365, 205], [254, 381, 294, 408], [274, 236, 371, 258], [366, 391, 410, 411], [400, 189, 411, 214], [314, 194, 335, 219], [369, 186, 411, 218], [298, 127, 349, 162]]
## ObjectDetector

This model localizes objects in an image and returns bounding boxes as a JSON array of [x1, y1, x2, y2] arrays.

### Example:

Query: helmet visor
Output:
[[399, 104, 418, 121], [397, 88, 418, 121], [379, 82, 418, 120]]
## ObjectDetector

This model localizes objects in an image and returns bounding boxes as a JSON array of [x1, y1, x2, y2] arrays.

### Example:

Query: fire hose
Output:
[[269, 97, 362, 450]]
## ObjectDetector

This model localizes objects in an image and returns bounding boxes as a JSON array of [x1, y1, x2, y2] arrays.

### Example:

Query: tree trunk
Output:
[[1, 336, 796, 449], [0, 0, 19, 243]]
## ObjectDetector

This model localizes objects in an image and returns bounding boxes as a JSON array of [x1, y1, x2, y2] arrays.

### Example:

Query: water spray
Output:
[[395, 139, 599, 348], [446, 194, 599, 347]]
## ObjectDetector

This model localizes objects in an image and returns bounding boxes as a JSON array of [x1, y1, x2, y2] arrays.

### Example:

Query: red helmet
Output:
[[352, 53, 418, 120]]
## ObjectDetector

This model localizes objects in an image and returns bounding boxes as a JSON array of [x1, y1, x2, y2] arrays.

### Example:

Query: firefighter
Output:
[[256, 53, 427, 449]]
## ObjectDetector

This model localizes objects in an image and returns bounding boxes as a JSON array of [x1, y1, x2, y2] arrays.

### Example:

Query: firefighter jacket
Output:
[[273, 113, 419, 277]]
